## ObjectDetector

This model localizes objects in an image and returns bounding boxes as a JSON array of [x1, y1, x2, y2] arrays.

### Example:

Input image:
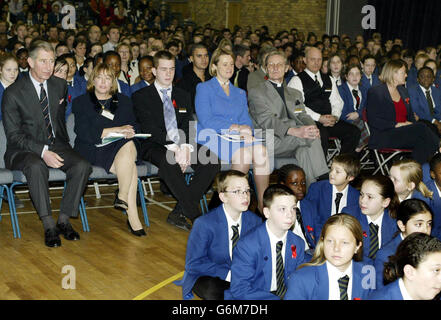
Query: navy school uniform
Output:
[[296, 198, 318, 252], [374, 234, 402, 289], [423, 162, 431, 184], [368, 279, 404, 300], [285, 261, 373, 300], [408, 84, 441, 122], [118, 79, 132, 98], [338, 81, 368, 124], [406, 65, 418, 88], [175, 205, 262, 300], [360, 73, 380, 90], [305, 180, 360, 240], [425, 179, 441, 239], [341, 205, 398, 262], [224, 223, 306, 300], [130, 80, 149, 94], [66, 74, 87, 119]]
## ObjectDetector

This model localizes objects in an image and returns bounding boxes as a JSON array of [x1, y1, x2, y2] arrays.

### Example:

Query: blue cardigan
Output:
[[176, 205, 262, 300], [285, 261, 373, 300]]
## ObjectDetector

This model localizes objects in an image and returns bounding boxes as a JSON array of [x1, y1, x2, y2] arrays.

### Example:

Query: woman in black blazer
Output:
[[366, 59, 439, 164], [72, 63, 146, 237]]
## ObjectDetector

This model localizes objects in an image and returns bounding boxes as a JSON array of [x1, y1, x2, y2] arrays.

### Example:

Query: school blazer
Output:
[[225, 223, 306, 300], [368, 279, 403, 300], [66, 74, 87, 119], [118, 79, 132, 97], [305, 180, 360, 239], [130, 80, 149, 94], [341, 205, 398, 262], [360, 73, 380, 89], [0, 82, 4, 121], [298, 199, 318, 249], [338, 82, 368, 123], [425, 179, 441, 240], [408, 84, 441, 122], [177, 205, 263, 300], [285, 261, 373, 300], [366, 83, 416, 148], [374, 234, 402, 289]]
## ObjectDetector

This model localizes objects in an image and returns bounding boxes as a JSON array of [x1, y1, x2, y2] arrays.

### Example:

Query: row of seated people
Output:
[[177, 153, 441, 300]]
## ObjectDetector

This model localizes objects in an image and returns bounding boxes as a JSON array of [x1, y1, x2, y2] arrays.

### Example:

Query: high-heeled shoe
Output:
[[114, 189, 128, 211], [127, 220, 146, 237]]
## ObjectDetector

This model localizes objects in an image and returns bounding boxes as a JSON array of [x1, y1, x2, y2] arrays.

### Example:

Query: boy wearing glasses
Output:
[[177, 170, 262, 300], [225, 184, 306, 300]]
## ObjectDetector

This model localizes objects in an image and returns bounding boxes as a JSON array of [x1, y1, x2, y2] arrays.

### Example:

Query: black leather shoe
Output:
[[45, 228, 61, 247], [167, 209, 192, 231], [56, 223, 80, 241], [114, 189, 128, 211], [127, 220, 146, 237]]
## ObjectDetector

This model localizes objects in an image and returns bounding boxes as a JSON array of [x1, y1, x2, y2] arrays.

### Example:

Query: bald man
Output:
[[288, 47, 360, 156]]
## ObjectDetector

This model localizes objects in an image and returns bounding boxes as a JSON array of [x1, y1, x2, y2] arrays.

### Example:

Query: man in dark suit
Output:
[[231, 44, 251, 91], [2, 40, 92, 247], [132, 51, 220, 231]]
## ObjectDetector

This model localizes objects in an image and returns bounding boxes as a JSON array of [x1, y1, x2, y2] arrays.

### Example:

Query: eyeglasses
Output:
[[223, 189, 252, 196], [267, 63, 285, 70]]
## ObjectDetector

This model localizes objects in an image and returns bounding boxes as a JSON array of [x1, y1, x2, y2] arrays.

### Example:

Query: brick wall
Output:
[[187, 0, 327, 37]]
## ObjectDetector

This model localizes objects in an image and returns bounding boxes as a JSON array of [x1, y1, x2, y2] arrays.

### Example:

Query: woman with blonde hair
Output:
[[366, 59, 439, 164], [73, 63, 146, 237], [117, 43, 139, 86], [285, 214, 373, 300]]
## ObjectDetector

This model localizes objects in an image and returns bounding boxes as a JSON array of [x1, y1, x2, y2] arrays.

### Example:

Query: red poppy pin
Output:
[[405, 97, 410, 104], [291, 245, 297, 259], [353, 297, 361, 300], [264, 75, 269, 80], [172, 99, 178, 108], [436, 84, 439, 89], [127, 74, 131, 78], [306, 225, 314, 233], [68, 94, 71, 103], [363, 231, 368, 238]]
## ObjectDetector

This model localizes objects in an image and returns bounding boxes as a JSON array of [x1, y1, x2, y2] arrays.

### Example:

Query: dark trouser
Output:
[[143, 143, 220, 220], [193, 276, 230, 300], [317, 120, 361, 155], [371, 122, 440, 164], [10, 142, 92, 219]]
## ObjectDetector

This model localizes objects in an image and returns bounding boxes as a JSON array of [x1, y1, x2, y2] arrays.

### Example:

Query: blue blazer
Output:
[[342, 205, 398, 262], [298, 198, 318, 250], [225, 223, 306, 300], [406, 65, 418, 88], [368, 279, 403, 300], [374, 234, 402, 289], [366, 83, 416, 148], [130, 80, 149, 94], [118, 79, 132, 97], [408, 84, 441, 122], [285, 261, 373, 300], [0, 82, 4, 121], [195, 77, 252, 136], [425, 179, 441, 239], [423, 162, 431, 184], [66, 75, 87, 119], [338, 82, 367, 123], [360, 73, 380, 89], [177, 205, 262, 300], [305, 180, 360, 239]]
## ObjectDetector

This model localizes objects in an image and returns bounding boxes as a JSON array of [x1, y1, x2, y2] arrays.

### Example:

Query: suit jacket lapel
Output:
[[259, 226, 273, 291], [216, 206, 232, 265], [23, 74, 46, 127], [317, 263, 330, 299], [264, 81, 286, 117], [47, 77, 59, 133]]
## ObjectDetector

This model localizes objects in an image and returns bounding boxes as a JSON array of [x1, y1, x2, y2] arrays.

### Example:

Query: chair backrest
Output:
[[0, 121, 7, 168], [66, 113, 76, 148]]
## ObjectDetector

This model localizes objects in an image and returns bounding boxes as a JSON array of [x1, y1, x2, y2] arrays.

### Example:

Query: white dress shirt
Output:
[[293, 201, 310, 250], [398, 278, 413, 300], [327, 261, 353, 300], [287, 68, 344, 121], [223, 204, 242, 282], [265, 222, 288, 291]]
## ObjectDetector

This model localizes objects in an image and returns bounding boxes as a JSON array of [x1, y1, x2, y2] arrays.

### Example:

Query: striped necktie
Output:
[[275, 241, 287, 298], [426, 90, 435, 116], [352, 89, 360, 109], [368, 222, 379, 259], [231, 224, 239, 249], [160, 88, 180, 144], [338, 275, 349, 300], [39, 83, 54, 144]]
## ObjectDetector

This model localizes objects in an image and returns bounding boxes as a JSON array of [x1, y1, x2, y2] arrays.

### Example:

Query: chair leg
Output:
[[79, 196, 90, 232], [138, 178, 149, 227], [8, 184, 21, 239], [146, 178, 154, 195], [0, 185, 3, 222]]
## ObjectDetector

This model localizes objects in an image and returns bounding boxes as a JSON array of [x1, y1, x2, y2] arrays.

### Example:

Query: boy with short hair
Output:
[[226, 184, 305, 300], [306, 153, 360, 238], [360, 54, 380, 89], [178, 170, 262, 300]]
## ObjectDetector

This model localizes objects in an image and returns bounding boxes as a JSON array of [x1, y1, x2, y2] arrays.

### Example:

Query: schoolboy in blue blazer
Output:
[[225, 185, 306, 300], [360, 73, 380, 89], [305, 154, 360, 239], [285, 261, 373, 300], [360, 55, 380, 89], [342, 205, 398, 262]]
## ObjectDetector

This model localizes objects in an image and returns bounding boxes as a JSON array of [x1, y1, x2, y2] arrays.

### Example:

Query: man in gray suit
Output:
[[248, 51, 328, 186], [247, 46, 277, 92]]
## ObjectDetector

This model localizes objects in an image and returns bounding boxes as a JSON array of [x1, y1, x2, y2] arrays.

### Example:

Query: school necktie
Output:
[[314, 74, 320, 87], [231, 224, 239, 249], [233, 69, 240, 87], [335, 192, 343, 214], [425, 89, 435, 116], [338, 275, 349, 300], [368, 77, 372, 86], [275, 240, 287, 299], [39, 83, 54, 144], [368, 222, 379, 259], [352, 89, 360, 109], [296, 208, 309, 243], [160, 88, 180, 144]]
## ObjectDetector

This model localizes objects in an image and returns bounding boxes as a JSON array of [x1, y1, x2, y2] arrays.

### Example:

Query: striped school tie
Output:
[[368, 222, 379, 259], [275, 241, 287, 298], [335, 192, 343, 214], [338, 275, 349, 300], [231, 224, 239, 249], [39, 83, 54, 144]]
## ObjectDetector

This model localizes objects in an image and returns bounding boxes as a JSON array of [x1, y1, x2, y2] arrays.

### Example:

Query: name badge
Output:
[[101, 109, 114, 120], [324, 89, 332, 93], [178, 108, 187, 113]]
